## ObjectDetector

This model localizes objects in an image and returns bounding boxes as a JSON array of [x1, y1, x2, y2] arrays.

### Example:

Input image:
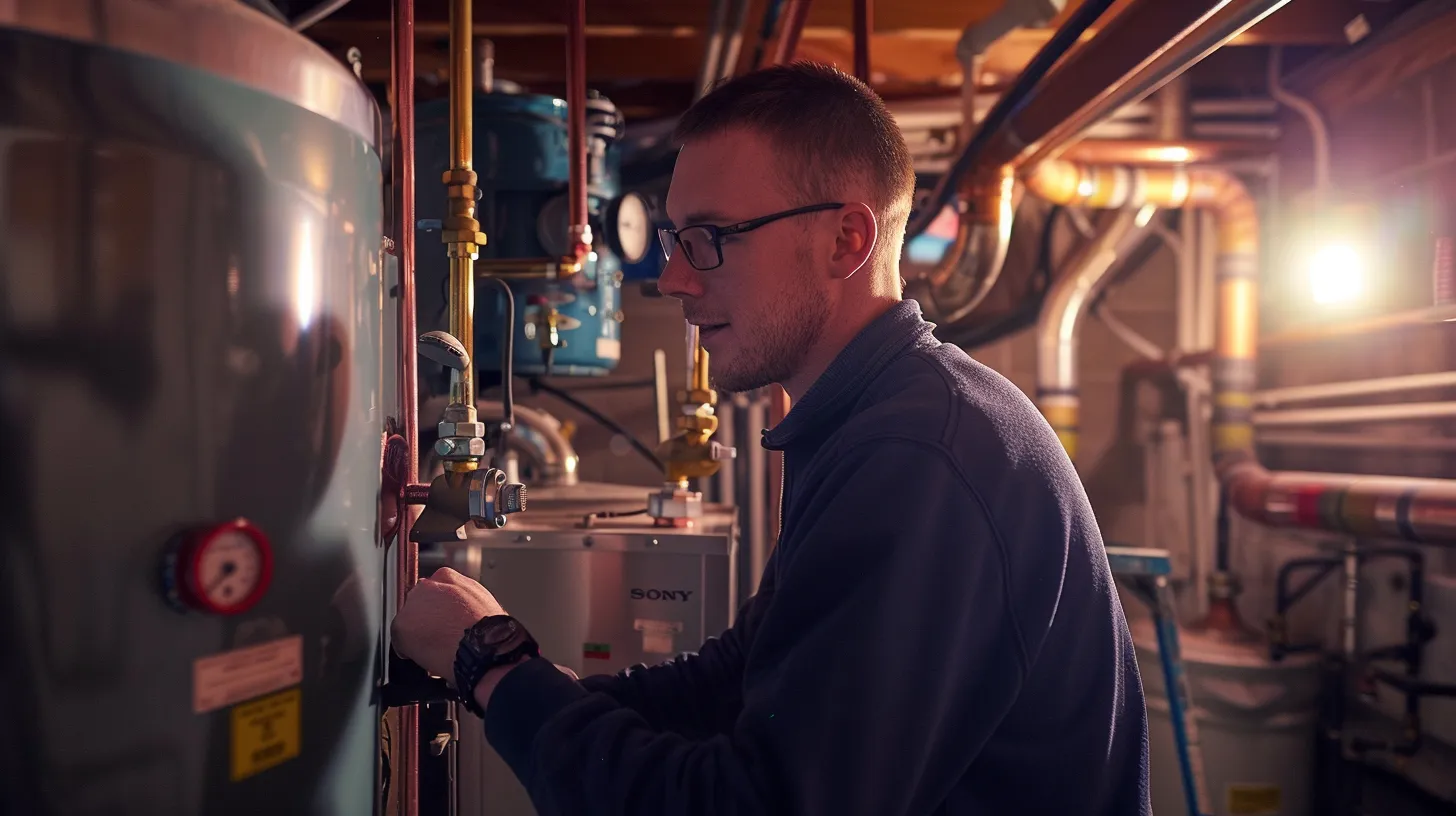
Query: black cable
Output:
[[481, 277, 515, 439], [750, 0, 787, 71], [905, 0, 1119, 240], [555, 377, 657, 392], [526, 378, 664, 471], [1215, 485, 1231, 573]]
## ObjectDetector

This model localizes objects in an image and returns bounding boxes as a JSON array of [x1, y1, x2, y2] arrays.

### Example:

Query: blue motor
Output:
[[415, 90, 655, 377]]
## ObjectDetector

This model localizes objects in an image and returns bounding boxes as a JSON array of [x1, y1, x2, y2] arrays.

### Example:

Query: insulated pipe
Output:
[[1035, 207, 1156, 460], [912, 166, 1015, 325], [1026, 157, 1456, 543], [390, 0, 419, 809], [565, 0, 591, 265]]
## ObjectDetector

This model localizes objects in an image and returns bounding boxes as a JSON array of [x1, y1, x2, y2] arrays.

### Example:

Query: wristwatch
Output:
[[454, 615, 540, 718]]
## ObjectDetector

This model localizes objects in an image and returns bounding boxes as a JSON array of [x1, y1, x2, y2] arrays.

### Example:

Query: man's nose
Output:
[[655, 251, 704, 301]]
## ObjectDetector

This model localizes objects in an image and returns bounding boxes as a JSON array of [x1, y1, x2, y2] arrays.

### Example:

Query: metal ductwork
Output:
[[1024, 158, 1456, 543]]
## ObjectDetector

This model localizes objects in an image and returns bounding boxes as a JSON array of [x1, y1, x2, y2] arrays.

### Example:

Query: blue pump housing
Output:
[[415, 91, 629, 377]]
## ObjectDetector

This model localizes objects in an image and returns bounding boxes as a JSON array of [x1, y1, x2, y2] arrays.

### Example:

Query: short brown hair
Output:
[[673, 61, 916, 272]]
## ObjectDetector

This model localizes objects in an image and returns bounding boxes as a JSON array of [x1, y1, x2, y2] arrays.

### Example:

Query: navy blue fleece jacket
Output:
[[483, 299, 1151, 815]]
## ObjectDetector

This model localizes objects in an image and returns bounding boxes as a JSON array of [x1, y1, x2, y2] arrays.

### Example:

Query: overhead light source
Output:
[[1308, 243, 1363, 306]]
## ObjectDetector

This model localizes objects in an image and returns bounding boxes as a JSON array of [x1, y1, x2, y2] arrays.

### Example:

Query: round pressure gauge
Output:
[[607, 192, 653, 264], [163, 519, 274, 615]]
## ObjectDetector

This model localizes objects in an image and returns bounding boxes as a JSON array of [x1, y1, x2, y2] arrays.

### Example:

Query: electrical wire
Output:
[[905, 0, 1119, 240], [526, 378, 664, 471], [481, 278, 515, 430]]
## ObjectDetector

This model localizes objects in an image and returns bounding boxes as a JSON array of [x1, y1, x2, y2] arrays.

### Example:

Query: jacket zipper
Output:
[[776, 455, 786, 545]]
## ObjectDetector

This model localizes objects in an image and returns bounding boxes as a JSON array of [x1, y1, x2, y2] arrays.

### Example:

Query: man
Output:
[[393, 62, 1150, 815]]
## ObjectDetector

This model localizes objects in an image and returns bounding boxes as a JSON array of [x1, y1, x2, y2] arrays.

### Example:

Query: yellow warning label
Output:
[[1227, 784, 1281, 815], [230, 687, 301, 781]]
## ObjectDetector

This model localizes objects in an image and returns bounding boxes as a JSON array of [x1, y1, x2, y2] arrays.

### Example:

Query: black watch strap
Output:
[[454, 615, 539, 718]]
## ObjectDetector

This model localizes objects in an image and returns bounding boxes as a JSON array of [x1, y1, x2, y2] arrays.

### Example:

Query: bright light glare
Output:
[[1308, 243, 1364, 305]]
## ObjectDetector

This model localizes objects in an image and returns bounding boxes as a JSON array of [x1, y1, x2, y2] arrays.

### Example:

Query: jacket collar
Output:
[[761, 299, 936, 451]]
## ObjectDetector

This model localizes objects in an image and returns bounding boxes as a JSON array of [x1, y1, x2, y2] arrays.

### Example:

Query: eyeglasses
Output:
[[658, 202, 845, 271]]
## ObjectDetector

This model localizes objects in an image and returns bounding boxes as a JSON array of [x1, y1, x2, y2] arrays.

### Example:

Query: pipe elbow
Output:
[[1190, 169, 1258, 256], [915, 166, 1014, 324]]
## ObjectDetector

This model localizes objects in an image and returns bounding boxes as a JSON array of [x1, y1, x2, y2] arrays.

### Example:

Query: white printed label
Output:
[[634, 619, 684, 655], [194, 635, 304, 713], [596, 337, 621, 361]]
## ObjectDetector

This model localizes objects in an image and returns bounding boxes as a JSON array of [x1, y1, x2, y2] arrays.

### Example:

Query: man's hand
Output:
[[390, 567, 506, 684]]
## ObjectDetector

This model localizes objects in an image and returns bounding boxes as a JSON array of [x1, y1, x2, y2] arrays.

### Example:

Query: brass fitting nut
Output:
[[675, 415, 717, 433], [676, 388, 718, 407], [446, 184, 478, 201], [441, 229, 488, 244], [442, 168, 478, 185]]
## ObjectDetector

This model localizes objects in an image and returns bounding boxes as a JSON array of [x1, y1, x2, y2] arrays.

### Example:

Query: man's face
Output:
[[657, 128, 832, 393]]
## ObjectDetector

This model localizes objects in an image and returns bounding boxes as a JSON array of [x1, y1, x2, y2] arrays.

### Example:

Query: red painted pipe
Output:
[[852, 0, 871, 83], [565, 0, 590, 264]]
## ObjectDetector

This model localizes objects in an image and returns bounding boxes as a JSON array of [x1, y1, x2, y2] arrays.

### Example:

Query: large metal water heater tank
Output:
[[0, 2, 386, 814], [415, 91, 647, 378]]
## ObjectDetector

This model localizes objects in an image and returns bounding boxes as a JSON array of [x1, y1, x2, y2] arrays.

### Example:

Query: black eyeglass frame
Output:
[[658, 202, 845, 271]]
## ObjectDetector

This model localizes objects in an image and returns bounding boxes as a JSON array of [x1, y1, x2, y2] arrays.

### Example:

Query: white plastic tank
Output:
[[1133, 618, 1324, 816]]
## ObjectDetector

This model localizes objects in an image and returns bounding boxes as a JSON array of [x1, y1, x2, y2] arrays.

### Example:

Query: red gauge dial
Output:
[[167, 519, 274, 615]]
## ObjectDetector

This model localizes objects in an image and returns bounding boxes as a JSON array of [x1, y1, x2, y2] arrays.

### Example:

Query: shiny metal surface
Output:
[[1, 0, 380, 151], [423, 481, 736, 816], [0, 22, 383, 815]]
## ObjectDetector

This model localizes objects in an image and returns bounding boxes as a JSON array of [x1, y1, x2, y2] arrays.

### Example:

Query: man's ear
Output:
[[828, 202, 877, 281]]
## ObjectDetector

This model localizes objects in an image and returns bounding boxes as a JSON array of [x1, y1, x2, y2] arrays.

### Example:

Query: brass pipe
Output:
[[1026, 156, 1456, 543], [442, 0, 487, 470], [1061, 140, 1269, 166], [389, 0, 419, 809]]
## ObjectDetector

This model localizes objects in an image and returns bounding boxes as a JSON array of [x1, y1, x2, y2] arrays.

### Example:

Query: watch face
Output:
[[471, 616, 522, 650]]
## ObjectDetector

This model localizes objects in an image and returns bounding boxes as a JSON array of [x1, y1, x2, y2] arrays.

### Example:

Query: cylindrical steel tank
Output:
[[415, 91, 637, 378], [1134, 620, 1324, 816], [0, 2, 385, 814]]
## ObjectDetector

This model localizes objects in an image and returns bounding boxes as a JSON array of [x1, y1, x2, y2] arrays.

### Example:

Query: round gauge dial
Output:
[[168, 519, 274, 615], [609, 193, 652, 264]]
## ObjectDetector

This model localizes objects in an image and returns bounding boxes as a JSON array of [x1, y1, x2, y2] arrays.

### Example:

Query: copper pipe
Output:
[[1061, 140, 1269, 165], [390, 0, 419, 809], [771, 0, 813, 65], [565, 0, 591, 266], [1027, 157, 1456, 544], [1018, 0, 1292, 169], [852, 0, 871, 83]]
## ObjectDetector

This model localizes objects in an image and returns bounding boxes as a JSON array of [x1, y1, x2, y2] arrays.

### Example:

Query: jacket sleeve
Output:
[[573, 591, 767, 739], [482, 439, 1036, 816]]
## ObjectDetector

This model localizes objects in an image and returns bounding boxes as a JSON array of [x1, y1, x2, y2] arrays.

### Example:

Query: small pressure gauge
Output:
[[163, 519, 274, 615], [607, 192, 652, 264]]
